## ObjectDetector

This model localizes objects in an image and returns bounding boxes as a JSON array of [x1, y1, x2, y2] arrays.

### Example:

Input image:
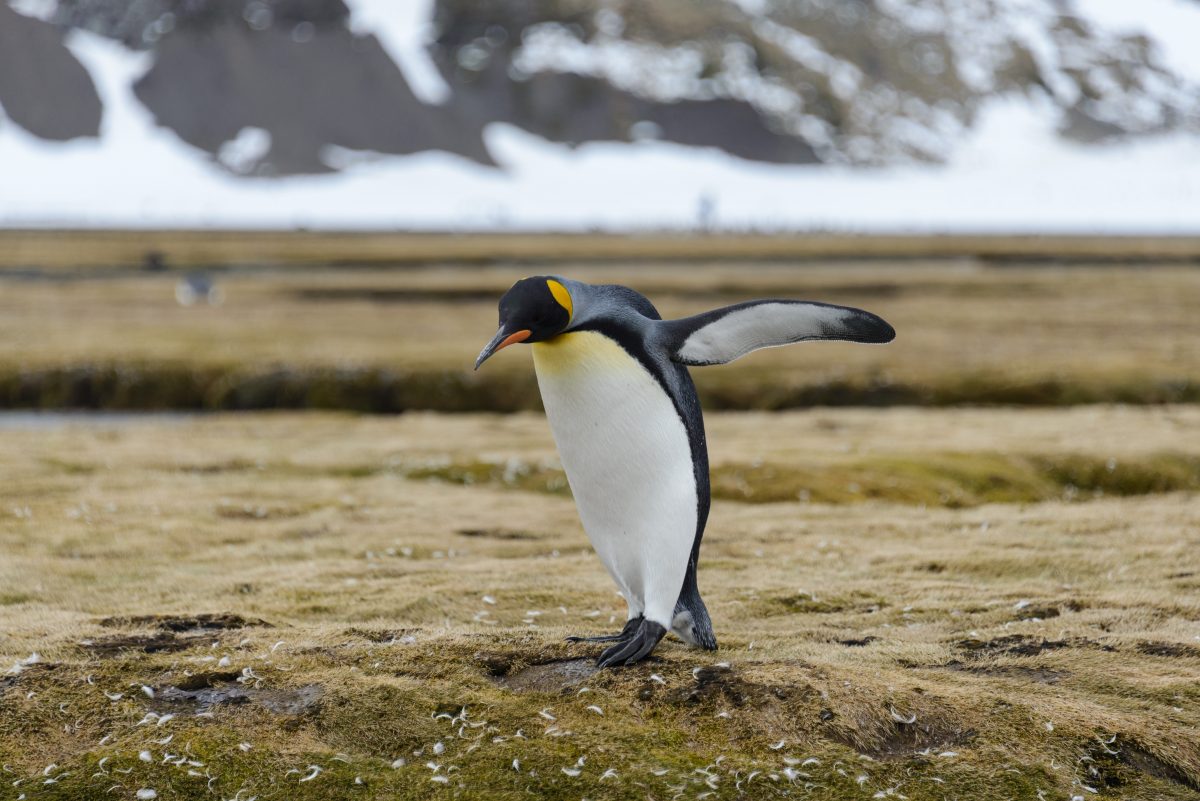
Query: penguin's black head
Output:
[[475, 276, 573, 369]]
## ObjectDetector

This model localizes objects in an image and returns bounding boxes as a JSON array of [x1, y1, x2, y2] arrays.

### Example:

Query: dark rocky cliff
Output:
[[2, 0, 1196, 176]]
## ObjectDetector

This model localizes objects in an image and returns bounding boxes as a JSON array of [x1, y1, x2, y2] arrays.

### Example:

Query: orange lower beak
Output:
[[474, 328, 531, 370]]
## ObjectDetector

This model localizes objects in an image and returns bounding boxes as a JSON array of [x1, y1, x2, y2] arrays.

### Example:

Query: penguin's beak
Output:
[[474, 327, 531, 370]]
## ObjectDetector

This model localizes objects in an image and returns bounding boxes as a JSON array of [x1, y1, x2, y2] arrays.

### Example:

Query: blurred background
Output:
[[0, 0, 1198, 414], [2, 0, 1199, 230]]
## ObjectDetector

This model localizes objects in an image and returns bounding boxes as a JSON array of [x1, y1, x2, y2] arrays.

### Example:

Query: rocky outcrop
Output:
[[0, 2, 101, 140], [2, 0, 1196, 174], [133, 21, 491, 174]]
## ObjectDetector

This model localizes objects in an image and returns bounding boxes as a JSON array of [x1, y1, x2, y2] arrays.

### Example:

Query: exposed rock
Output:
[[133, 21, 491, 175], [7, 0, 1200, 173], [0, 2, 101, 140]]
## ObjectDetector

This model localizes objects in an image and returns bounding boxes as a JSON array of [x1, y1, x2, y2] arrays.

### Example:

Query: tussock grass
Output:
[[2, 410, 1199, 799]]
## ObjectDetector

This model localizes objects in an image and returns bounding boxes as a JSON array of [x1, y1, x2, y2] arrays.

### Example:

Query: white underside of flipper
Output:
[[533, 331, 697, 630]]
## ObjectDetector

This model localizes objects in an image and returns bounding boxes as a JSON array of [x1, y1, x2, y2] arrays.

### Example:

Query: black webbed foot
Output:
[[596, 619, 666, 668], [566, 615, 642, 644]]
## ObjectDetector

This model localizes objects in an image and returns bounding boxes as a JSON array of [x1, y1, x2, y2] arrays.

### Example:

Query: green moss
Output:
[[1, 362, 1198, 412], [405, 452, 1200, 508]]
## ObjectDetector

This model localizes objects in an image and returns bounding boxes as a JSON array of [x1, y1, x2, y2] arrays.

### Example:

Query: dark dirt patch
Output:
[[826, 717, 978, 761], [1013, 605, 1062, 621], [664, 664, 809, 708], [941, 662, 1066, 684], [955, 635, 1084, 658], [492, 658, 599, 693], [1083, 738, 1200, 791], [0, 663, 61, 693], [1119, 741, 1200, 791], [173, 670, 242, 690], [474, 650, 518, 678], [99, 613, 271, 631], [456, 527, 543, 540], [836, 636, 879, 647], [1136, 641, 1200, 659], [80, 632, 205, 657], [951, 636, 1118, 663], [156, 680, 323, 715]]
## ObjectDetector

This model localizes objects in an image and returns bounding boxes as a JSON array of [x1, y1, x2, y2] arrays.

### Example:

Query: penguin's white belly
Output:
[[532, 331, 697, 626]]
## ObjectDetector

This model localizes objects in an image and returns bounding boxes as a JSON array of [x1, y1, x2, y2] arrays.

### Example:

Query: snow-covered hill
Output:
[[1, 0, 1199, 232]]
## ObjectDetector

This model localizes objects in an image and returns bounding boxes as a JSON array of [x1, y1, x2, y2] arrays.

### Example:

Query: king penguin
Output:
[[475, 277, 895, 667]]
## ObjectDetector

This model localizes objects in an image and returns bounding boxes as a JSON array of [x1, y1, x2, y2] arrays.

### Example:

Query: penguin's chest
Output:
[[532, 332, 697, 557]]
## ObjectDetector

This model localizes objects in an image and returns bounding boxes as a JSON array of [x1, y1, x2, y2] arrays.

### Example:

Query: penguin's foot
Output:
[[595, 619, 666, 668], [566, 615, 643, 644]]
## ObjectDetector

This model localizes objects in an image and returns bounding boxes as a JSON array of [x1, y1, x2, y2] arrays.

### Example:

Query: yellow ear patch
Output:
[[547, 279, 573, 322]]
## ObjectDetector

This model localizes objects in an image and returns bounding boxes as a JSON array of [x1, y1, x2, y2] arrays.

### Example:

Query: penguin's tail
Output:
[[671, 569, 718, 650]]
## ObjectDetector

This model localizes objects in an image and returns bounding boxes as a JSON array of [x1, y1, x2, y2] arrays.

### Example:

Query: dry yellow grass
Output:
[[2, 263, 1199, 409], [1, 409, 1198, 799], [4, 230, 1200, 270]]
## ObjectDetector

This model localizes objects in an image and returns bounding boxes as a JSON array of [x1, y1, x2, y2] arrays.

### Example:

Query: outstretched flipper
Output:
[[657, 300, 895, 366], [596, 619, 667, 668], [566, 615, 643, 644]]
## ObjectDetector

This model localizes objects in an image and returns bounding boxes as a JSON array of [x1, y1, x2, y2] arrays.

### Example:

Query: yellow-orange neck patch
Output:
[[546, 279, 573, 322]]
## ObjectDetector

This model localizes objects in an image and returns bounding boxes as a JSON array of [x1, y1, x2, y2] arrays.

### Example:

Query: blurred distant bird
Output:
[[175, 272, 223, 307], [476, 278, 895, 667]]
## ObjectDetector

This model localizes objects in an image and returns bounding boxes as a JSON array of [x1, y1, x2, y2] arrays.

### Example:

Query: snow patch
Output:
[[217, 127, 271, 175], [345, 0, 451, 104], [1082, 0, 1200, 80]]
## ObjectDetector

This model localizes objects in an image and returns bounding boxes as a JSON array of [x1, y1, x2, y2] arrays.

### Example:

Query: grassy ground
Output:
[[2, 263, 1199, 410], [2, 409, 1198, 800], [4, 230, 1200, 270]]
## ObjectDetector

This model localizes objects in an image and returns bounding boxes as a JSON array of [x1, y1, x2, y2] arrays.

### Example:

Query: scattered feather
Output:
[[138, 751, 152, 763], [586, 705, 604, 715], [770, 740, 786, 750], [136, 791, 157, 800], [298, 765, 322, 783], [431, 775, 449, 784], [5, 653, 40, 676]]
